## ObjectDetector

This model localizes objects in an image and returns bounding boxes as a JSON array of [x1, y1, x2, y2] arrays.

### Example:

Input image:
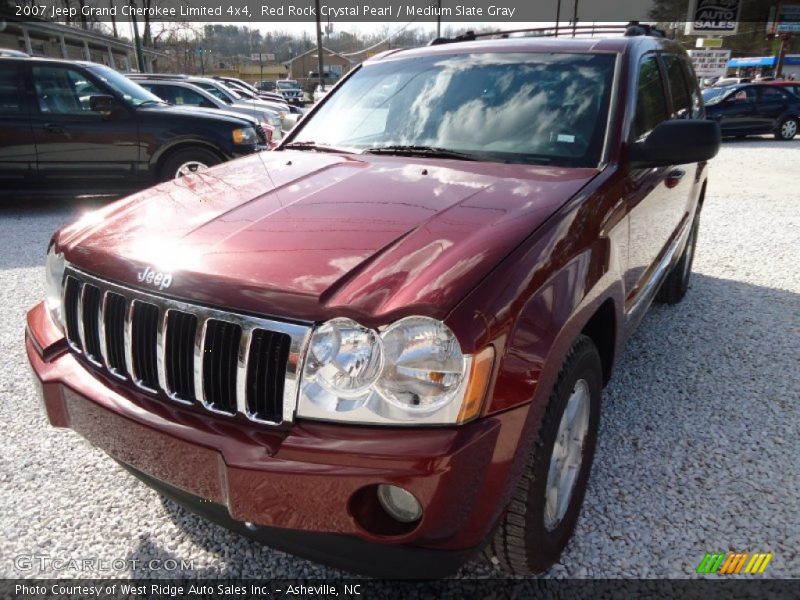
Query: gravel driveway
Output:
[[1, 139, 798, 579]]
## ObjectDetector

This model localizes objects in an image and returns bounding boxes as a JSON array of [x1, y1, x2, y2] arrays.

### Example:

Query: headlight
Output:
[[232, 127, 257, 145], [297, 316, 493, 425], [305, 318, 383, 397], [45, 242, 66, 332], [377, 317, 464, 412]]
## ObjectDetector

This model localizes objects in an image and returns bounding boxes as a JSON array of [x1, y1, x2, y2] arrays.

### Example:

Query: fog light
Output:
[[376, 484, 422, 523]]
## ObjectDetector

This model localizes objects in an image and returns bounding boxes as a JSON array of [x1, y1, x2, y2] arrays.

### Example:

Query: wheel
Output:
[[160, 148, 221, 181], [775, 117, 798, 141], [656, 212, 699, 305], [485, 335, 602, 574]]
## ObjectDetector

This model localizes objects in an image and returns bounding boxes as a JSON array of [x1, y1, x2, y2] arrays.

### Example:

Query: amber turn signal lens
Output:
[[457, 346, 494, 423]]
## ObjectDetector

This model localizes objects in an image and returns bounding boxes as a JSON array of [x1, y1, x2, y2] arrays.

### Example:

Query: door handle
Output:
[[665, 169, 686, 189], [43, 123, 64, 133]]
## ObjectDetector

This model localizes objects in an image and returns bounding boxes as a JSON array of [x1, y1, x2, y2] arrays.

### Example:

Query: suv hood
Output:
[[141, 104, 254, 127], [59, 151, 597, 325]]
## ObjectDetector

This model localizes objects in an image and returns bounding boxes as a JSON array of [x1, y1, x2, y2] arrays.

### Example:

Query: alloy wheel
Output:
[[544, 378, 590, 531]]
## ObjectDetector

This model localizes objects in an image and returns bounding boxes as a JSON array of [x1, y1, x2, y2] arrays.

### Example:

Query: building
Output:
[[284, 46, 353, 85], [210, 64, 288, 85], [727, 55, 800, 79], [0, 17, 164, 71]]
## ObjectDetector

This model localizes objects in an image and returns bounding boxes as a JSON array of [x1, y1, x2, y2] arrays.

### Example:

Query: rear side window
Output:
[[760, 87, 788, 101], [663, 54, 692, 118], [170, 86, 209, 106], [0, 64, 22, 113], [632, 55, 667, 140], [143, 84, 174, 104]]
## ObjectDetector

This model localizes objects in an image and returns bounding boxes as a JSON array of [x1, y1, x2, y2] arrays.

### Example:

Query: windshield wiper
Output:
[[283, 141, 352, 153], [363, 145, 476, 161]]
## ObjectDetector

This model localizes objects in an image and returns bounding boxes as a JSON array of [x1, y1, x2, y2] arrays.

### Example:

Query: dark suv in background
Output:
[[0, 56, 268, 193]]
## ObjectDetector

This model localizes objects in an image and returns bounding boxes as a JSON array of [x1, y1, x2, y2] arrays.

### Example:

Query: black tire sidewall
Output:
[[161, 148, 221, 181], [521, 340, 603, 572]]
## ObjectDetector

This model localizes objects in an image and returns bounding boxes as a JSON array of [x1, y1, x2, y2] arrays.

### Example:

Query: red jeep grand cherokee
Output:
[[26, 26, 720, 577]]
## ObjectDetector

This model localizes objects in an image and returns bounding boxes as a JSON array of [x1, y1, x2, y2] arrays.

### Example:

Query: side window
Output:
[[632, 55, 667, 141], [679, 56, 704, 118], [0, 64, 23, 113], [172, 87, 208, 107], [663, 54, 692, 119], [32, 66, 101, 114], [729, 87, 757, 104], [760, 87, 787, 101], [144, 84, 174, 104]]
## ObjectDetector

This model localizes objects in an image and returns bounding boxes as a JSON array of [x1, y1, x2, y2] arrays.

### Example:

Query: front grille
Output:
[[61, 267, 311, 425]]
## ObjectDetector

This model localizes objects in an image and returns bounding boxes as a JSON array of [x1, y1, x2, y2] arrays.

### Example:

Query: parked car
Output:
[[276, 78, 304, 105], [26, 28, 720, 578], [712, 76, 752, 87], [132, 78, 283, 142], [702, 83, 800, 140], [212, 76, 299, 111], [257, 80, 277, 92], [0, 56, 267, 191], [0, 48, 29, 57], [312, 84, 332, 103]]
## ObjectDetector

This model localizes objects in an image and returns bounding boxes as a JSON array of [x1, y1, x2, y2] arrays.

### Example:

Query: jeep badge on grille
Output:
[[137, 266, 173, 290]]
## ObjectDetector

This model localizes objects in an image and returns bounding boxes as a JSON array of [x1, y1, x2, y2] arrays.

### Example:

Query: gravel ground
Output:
[[1, 138, 798, 580]]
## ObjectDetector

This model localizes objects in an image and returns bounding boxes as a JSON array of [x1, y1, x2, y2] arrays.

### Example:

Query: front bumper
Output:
[[25, 301, 528, 577]]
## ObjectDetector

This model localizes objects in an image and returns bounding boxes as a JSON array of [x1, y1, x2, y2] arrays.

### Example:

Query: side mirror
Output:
[[629, 119, 721, 169], [89, 95, 116, 114]]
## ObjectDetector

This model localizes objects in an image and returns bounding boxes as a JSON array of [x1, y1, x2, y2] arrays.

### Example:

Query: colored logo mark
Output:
[[696, 552, 773, 574]]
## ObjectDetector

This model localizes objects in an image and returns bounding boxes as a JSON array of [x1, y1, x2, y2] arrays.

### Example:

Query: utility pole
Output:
[[571, 0, 579, 38], [554, 0, 561, 37], [315, 0, 324, 90], [437, 0, 442, 38], [128, 0, 145, 72]]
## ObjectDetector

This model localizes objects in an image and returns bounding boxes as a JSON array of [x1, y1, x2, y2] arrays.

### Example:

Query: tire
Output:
[[655, 211, 699, 305], [775, 117, 798, 141], [485, 334, 602, 574], [160, 147, 221, 181]]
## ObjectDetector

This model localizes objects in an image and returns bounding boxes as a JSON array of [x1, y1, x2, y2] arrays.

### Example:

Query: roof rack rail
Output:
[[428, 22, 666, 45]]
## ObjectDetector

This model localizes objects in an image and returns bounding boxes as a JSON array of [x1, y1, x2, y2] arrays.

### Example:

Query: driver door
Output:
[[29, 64, 139, 185], [714, 86, 759, 134]]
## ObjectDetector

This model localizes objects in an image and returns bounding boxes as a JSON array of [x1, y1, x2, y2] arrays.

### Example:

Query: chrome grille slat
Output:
[[98, 291, 109, 369], [62, 266, 311, 425], [194, 317, 208, 410], [156, 308, 169, 393]]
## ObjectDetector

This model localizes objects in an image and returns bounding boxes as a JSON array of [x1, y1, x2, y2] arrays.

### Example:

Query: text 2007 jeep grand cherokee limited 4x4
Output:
[[26, 26, 720, 578]]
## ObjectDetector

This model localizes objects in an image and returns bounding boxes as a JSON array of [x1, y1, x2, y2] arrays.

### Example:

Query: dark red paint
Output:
[[26, 35, 710, 571]]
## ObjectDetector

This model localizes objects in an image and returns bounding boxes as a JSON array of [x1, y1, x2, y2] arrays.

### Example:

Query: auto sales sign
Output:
[[684, 0, 741, 35]]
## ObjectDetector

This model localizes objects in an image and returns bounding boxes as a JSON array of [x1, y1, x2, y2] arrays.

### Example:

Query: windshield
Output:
[[87, 65, 163, 107], [278, 80, 299, 89], [290, 52, 616, 167], [701, 87, 730, 105]]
